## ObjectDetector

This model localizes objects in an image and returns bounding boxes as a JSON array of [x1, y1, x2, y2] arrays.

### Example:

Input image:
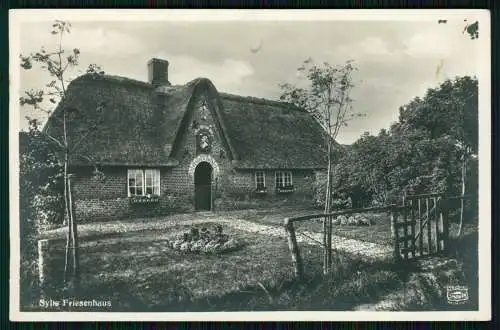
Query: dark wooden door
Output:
[[194, 162, 212, 211]]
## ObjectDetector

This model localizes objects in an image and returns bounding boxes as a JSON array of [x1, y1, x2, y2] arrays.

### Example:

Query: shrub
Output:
[[19, 127, 64, 308], [33, 194, 65, 225], [312, 176, 352, 210]]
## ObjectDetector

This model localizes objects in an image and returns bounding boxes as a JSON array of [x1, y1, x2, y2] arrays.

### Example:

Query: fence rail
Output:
[[284, 204, 401, 225], [404, 193, 474, 200], [284, 193, 469, 279], [284, 204, 402, 279]]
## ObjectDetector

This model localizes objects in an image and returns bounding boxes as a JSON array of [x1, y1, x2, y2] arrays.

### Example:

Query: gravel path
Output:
[[222, 216, 393, 261], [42, 211, 392, 260]]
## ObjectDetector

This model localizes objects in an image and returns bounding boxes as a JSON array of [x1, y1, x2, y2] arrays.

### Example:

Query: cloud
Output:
[[151, 53, 255, 91], [403, 29, 455, 58], [16, 19, 483, 144], [20, 23, 145, 57], [66, 27, 145, 57], [332, 36, 405, 66]]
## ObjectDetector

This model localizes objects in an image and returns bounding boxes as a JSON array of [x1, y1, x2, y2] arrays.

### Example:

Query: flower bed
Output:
[[129, 195, 160, 204], [333, 214, 373, 226], [276, 186, 295, 194], [166, 224, 242, 254]]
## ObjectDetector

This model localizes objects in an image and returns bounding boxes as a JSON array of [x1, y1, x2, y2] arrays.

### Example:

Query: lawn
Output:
[[26, 208, 478, 312], [231, 208, 394, 245], [230, 207, 476, 247], [31, 213, 405, 312]]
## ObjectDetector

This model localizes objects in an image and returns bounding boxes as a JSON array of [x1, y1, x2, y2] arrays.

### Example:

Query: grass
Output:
[[233, 208, 394, 245], [29, 215, 405, 312], [26, 209, 478, 312], [43, 223, 294, 309]]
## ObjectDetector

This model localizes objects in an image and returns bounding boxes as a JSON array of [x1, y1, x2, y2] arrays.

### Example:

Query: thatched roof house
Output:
[[44, 58, 330, 219]]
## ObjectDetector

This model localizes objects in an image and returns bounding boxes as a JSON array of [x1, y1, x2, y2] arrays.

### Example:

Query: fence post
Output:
[[418, 198, 424, 257], [410, 199, 415, 258], [390, 208, 401, 261], [38, 239, 48, 288], [433, 197, 439, 253], [441, 198, 450, 253], [38, 238, 53, 297], [284, 218, 303, 280], [426, 198, 432, 254]]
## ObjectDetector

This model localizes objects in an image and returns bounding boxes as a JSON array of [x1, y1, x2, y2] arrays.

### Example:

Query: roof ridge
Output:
[[219, 92, 299, 110], [72, 74, 209, 92], [71, 74, 300, 111], [73, 73, 153, 88]]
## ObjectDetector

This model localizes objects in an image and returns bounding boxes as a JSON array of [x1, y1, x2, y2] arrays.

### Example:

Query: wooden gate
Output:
[[393, 193, 450, 260]]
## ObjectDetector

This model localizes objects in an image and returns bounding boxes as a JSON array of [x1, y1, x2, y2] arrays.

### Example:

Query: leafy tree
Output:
[[19, 118, 63, 306], [397, 76, 478, 234], [331, 76, 477, 237], [20, 20, 105, 289], [280, 59, 361, 274]]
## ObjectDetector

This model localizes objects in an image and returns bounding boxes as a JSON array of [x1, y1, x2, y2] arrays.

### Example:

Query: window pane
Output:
[[153, 169, 160, 195], [146, 187, 153, 195], [129, 169, 140, 178], [128, 169, 146, 196], [256, 172, 265, 188]]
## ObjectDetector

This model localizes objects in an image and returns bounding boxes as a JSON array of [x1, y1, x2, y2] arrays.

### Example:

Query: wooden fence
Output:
[[396, 193, 447, 260], [284, 205, 400, 279], [284, 193, 468, 279]]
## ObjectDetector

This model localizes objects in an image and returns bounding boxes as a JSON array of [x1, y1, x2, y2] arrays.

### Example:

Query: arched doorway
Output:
[[194, 162, 213, 211]]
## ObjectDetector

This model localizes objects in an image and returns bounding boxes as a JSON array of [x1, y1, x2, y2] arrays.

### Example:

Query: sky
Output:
[[14, 10, 486, 144]]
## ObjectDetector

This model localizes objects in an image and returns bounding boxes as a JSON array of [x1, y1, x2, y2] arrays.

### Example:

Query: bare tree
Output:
[[20, 20, 105, 290], [280, 58, 361, 273]]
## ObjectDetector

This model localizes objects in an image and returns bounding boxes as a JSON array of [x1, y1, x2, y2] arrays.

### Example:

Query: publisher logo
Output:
[[446, 286, 469, 304]]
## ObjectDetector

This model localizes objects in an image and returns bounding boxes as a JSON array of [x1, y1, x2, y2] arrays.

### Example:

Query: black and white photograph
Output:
[[9, 9, 491, 321]]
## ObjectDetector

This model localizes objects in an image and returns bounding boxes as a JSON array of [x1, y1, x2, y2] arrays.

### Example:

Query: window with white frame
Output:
[[275, 171, 292, 188], [127, 169, 160, 197], [255, 171, 266, 189]]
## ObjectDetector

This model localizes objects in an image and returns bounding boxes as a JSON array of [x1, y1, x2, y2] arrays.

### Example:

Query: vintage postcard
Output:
[[9, 9, 491, 321]]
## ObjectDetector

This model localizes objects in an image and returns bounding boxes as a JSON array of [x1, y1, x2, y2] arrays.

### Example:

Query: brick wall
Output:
[[215, 168, 316, 210], [71, 166, 192, 222]]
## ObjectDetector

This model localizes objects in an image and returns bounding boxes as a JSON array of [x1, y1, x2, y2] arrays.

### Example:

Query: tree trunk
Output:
[[68, 175, 80, 291], [63, 152, 71, 284], [458, 156, 467, 236], [327, 165, 333, 271], [323, 141, 332, 274]]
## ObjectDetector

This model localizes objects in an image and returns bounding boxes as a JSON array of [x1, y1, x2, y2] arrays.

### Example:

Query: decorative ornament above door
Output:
[[195, 126, 214, 154], [200, 99, 210, 122]]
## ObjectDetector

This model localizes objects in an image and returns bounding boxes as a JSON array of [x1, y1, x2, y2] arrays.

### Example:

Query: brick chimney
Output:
[[148, 58, 170, 86]]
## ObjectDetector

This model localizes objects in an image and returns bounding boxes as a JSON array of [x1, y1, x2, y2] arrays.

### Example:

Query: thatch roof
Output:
[[219, 94, 327, 169], [44, 73, 329, 169]]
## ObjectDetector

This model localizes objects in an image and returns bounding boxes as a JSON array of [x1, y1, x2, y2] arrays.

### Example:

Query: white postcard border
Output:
[[9, 9, 491, 322]]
